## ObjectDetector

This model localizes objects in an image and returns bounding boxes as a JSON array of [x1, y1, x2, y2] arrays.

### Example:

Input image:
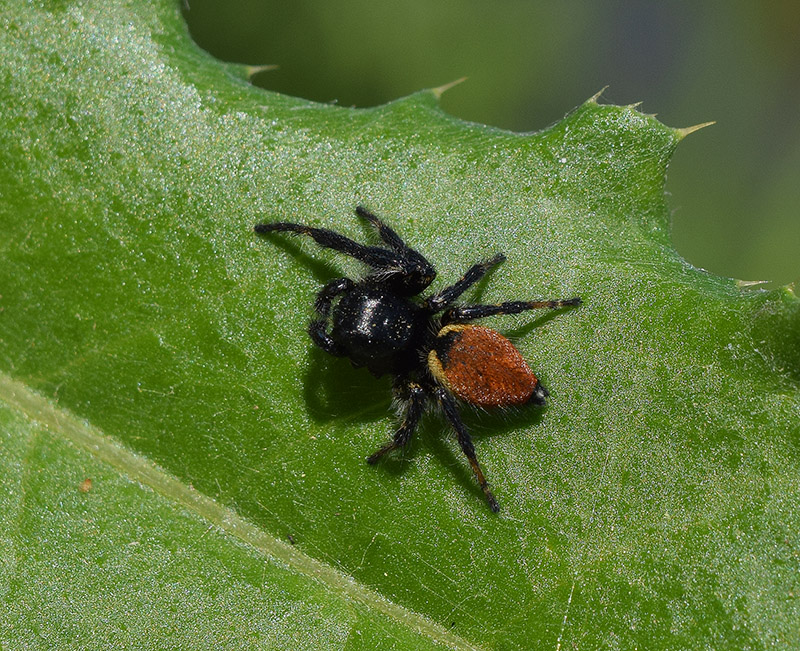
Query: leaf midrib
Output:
[[0, 370, 482, 651]]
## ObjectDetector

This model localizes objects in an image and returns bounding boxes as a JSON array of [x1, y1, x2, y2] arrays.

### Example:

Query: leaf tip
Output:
[[736, 278, 771, 290], [245, 63, 279, 80], [587, 86, 610, 104], [431, 76, 468, 100], [676, 121, 716, 139]]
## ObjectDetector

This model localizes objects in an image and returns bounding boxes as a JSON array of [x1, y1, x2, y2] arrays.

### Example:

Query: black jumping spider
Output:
[[255, 207, 580, 512]]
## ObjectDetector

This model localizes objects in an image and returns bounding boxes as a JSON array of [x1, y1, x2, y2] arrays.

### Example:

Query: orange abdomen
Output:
[[428, 324, 542, 408]]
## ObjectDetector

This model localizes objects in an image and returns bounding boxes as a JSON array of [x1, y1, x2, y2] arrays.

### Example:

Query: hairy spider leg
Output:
[[423, 253, 507, 313], [255, 219, 434, 293], [355, 206, 409, 252], [255, 221, 401, 272], [366, 382, 427, 464], [354, 207, 437, 294], [308, 277, 355, 355], [435, 387, 500, 512], [442, 297, 583, 324]]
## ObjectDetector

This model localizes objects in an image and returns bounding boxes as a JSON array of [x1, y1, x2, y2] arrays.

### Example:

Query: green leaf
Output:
[[2, 1, 799, 649]]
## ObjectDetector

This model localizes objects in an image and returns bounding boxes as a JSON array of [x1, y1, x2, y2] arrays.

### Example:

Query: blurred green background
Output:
[[184, 1, 799, 285]]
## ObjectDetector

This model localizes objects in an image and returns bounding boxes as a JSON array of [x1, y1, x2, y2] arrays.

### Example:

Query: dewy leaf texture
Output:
[[1, 1, 799, 649]]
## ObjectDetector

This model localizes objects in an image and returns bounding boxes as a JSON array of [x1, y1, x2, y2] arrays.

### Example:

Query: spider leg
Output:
[[354, 207, 437, 293], [355, 206, 408, 252], [255, 219, 434, 291], [436, 387, 500, 512], [366, 382, 427, 464], [255, 221, 399, 270], [442, 297, 582, 324], [308, 277, 354, 355], [423, 254, 506, 313]]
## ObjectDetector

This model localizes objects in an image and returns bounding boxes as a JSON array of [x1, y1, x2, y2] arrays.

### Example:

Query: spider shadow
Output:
[[260, 229, 347, 287], [500, 304, 579, 340], [303, 347, 393, 426]]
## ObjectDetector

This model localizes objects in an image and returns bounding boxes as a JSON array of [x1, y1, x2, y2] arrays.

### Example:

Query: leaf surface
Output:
[[1, 2, 799, 649]]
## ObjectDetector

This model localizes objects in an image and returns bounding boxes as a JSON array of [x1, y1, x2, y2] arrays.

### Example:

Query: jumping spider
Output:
[[255, 206, 581, 512]]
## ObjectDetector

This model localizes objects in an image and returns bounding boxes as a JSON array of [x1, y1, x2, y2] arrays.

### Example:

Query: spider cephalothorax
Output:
[[255, 206, 580, 512]]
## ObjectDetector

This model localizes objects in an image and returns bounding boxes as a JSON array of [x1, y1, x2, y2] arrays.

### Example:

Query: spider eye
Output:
[[388, 266, 434, 295], [411, 265, 436, 290]]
